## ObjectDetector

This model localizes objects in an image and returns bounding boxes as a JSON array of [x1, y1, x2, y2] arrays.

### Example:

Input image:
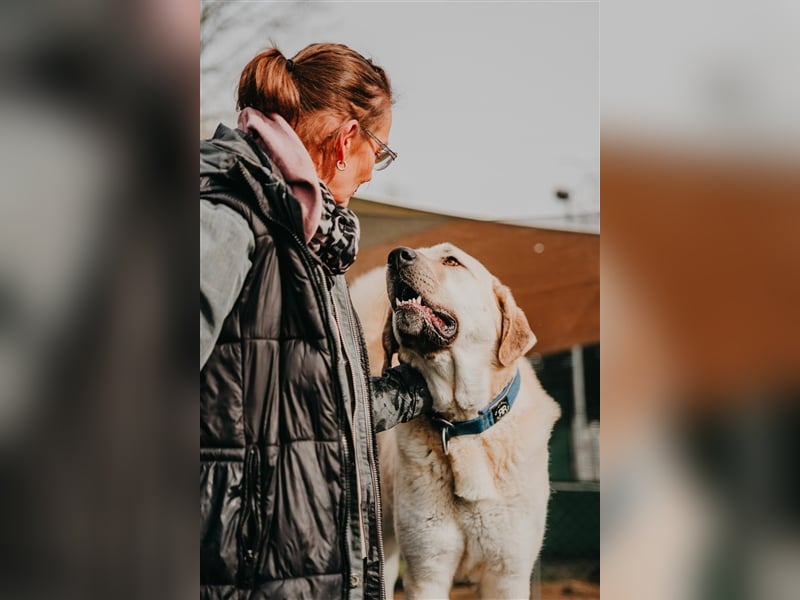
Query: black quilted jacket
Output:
[[199, 124, 427, 600]]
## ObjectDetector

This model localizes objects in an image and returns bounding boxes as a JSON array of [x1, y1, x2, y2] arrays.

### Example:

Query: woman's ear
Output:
[[494, 279, 536, 367], [335, 119, 360, 160]]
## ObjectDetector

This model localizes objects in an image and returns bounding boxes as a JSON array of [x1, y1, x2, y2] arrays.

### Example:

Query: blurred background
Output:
[[601, 2, 800, 600], [0, 0, 798, 599]]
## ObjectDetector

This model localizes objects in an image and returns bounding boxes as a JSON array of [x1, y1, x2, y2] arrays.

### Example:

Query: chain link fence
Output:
[[534, 345, 600, 584]]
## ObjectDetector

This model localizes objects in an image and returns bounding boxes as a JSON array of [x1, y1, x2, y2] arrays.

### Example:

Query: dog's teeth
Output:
[[395, 296, 423, 307]]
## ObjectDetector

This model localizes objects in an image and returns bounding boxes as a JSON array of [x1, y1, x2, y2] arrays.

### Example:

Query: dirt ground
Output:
[[394, 579, 600, 599]]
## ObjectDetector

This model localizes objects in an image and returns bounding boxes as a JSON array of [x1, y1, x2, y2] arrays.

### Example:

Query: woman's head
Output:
[[237, 42, 394, 205]]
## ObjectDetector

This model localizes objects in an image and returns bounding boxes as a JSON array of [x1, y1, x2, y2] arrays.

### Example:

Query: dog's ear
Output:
[[381, 308, 398, 372], [495, 280, 536, 367]]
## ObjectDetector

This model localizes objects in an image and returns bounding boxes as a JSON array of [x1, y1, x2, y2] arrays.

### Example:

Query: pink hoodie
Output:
[[237, 108, 322, 243]]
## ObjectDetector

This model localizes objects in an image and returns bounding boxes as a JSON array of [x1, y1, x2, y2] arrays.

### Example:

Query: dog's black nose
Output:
[[389, 246, 417, 270]]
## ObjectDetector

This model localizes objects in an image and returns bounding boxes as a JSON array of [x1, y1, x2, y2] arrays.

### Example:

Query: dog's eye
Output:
[[442, 256, 462, 267]]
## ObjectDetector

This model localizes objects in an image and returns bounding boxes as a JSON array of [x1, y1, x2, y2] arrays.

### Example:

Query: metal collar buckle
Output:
[[432, 416, 454, 454]]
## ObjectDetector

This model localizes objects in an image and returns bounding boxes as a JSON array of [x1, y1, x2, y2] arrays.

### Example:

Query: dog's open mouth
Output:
[[391, 280, 458, 348]]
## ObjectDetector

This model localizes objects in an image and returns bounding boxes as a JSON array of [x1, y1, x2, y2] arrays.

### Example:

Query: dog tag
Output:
[[441, 426, 450, 455], [431, 416, 453, 455], [490, 398, 511, 423]]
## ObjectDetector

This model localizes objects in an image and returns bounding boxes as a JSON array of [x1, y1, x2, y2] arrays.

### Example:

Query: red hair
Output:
[[237, 42, 393, 179]]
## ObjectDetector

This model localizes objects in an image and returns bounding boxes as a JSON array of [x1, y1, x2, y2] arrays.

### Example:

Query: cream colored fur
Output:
[[350, 244, 561, 600]]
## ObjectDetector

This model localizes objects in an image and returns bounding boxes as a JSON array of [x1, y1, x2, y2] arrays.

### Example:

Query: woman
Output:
[[200, 43, 430, 599]]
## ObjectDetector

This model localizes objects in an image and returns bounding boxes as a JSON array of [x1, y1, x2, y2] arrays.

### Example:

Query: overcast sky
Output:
[[201, 1, 599, 222]]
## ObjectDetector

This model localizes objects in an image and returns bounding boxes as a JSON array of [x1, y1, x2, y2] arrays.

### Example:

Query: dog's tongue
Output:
[[415, 304, 442, 327], [430, 312, 447, 330]]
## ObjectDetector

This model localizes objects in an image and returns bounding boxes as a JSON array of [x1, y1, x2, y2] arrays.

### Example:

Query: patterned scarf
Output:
[[308, 183, 360, 275]]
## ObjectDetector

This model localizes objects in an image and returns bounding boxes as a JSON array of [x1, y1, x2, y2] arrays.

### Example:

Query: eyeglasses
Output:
[[362, 127, 397, 171]]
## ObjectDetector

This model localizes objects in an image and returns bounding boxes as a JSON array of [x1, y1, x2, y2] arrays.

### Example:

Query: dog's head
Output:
[[384, 243, 536, 381]]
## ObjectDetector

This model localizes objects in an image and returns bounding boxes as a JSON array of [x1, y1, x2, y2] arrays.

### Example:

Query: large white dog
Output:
[[350, 243, 561, 600]]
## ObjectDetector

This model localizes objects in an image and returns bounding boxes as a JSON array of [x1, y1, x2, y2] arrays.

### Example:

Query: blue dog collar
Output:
[[431, 369, 521, 454]]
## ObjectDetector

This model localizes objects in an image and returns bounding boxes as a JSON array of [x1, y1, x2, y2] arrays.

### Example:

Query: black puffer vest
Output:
[[200, 125, 384, 599]]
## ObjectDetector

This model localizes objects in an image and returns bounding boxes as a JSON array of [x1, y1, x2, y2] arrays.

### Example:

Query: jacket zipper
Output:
[[330, 297, 369, 562], [344, 296, 387, 600]]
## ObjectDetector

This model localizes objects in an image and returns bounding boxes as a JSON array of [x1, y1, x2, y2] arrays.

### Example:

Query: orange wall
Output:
[[347, 220, 599, 356]]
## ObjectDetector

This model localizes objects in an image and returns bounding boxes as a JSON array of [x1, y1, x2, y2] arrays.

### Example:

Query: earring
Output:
[[336, 160, 347, 171]]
